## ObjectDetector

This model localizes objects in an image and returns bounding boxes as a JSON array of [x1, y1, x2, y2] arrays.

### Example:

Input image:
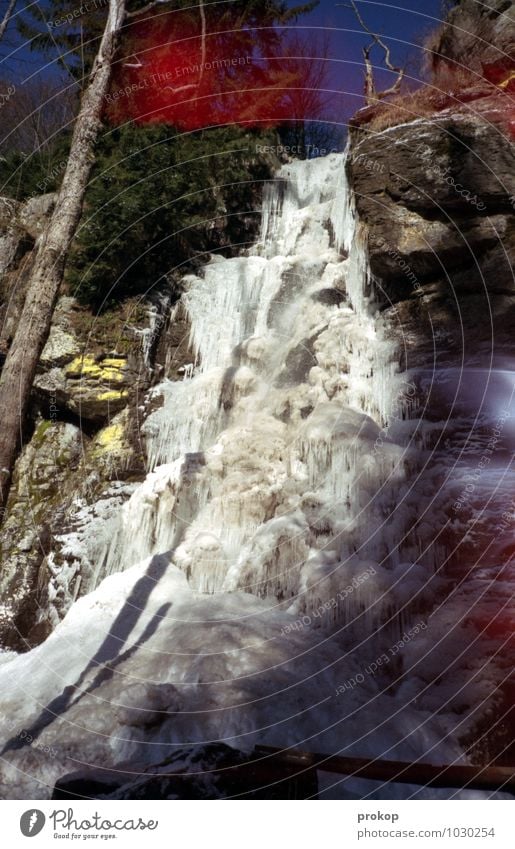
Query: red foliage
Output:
[[105, 11, 315, 130]]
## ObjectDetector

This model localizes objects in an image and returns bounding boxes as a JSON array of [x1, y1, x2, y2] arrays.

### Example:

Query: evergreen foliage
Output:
[[0, 131, 72, 198], [11, 1, 320, 306], [66, 123, 277, 307]]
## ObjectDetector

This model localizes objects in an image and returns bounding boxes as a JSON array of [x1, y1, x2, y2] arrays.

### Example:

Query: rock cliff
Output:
[[349, 94, 515, 372], [346, 10, 515, 763]]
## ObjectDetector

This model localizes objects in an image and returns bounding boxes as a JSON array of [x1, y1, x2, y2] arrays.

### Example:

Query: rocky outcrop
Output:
[[36, 353, 131, 423], [32, 296, 143, 424], [153, 297, 196, 382], [428, 0, 515, 74], [0, 270, 201, 649], [350, 99, 514, 278], [0, 420, 83, 650], [349, 93, 515, 370], [0, 295, 142, 644], [348, 47, 515, 762]]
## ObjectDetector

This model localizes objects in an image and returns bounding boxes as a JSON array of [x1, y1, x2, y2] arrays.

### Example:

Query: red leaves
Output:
[[105, 11, 318, 130]]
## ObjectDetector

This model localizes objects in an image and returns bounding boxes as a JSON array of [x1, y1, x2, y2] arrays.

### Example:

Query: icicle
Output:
[[143, 370, 224, 470]]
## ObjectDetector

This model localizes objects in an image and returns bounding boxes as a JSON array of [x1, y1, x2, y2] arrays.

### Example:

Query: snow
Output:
[[0, 558, 487, 800]]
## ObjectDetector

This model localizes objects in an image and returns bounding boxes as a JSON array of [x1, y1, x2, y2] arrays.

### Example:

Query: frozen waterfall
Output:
[[98, 153, 411, 626], [82, 151, 509, 769], [0, 150, 507, 800]]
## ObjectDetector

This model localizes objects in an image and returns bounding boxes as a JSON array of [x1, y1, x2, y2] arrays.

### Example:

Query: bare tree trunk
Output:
[[0, 0, 17, 44], [0, 0, 126, 513]]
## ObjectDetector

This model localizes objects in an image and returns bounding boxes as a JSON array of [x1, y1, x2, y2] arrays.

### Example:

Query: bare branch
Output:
[[147, 1, 207, 97], [124, 53, 144, 67], [130, 0, 207, 94], [125, 0, 207, 93], [377, 70, 405, 100], [126, 0, 169, 20], [163, 83, 197, 94], [0, 0, 16, 44], [337, 1, 404, 104], [198, 0, 206, 85], [362, 42, 375, 104]]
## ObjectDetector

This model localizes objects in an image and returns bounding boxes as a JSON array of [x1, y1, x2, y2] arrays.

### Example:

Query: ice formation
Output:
[[0, 152, 511, 799], [102, 154, 408, 609]]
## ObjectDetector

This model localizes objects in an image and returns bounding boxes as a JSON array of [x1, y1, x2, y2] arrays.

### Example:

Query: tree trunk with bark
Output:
[[0, 0, 126, 513]]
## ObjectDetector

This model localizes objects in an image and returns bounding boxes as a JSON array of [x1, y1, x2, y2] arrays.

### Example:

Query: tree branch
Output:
[[125, 0, 207, 89], [198, 0, 206, 85], [124, 53, 143, 67], [0, 0, 16, 44], [362, 41, 375, 103], [337, 1, 404, 104], [163, 82, 197, 94], [126, 0, 169, 20]]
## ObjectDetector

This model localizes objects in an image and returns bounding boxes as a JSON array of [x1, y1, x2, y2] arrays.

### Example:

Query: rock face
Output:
[[349, 60, 515, 763], [37, 353, 131, 422], [0, 280, 195, 649], [350, 98, 514, 276], [349, 94, 515, 370], [153, 297, 196, 382], [0, 421, 83, 649], [32, 296, 143, 424], [428, 0, 515, 73]]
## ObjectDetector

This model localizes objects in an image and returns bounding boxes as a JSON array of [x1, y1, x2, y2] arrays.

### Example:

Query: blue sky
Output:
[[308, 0, 446, 69], [1, 0, 446, 78], [299, 0, 447, 116], [0, 0, 447, 127]]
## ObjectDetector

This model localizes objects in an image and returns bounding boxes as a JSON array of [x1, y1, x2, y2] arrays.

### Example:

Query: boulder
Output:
[[17, 193, 56, 239], [349, 96, 515, 309], [350, 107, 515, 218], [33, 297, 150, 424]]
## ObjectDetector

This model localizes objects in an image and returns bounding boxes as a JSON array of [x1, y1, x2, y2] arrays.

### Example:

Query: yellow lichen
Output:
[[101, 369, 125, 382], [66, 355, 99, 377], [34, 420, 52, 443], [96, 390, 129, 402], [66, 355, 127, 382], [93, 423, 125, 453], [101, 357, 126, 369]]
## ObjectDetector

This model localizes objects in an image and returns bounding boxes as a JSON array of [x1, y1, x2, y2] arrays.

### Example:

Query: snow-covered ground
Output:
[[0, 558, 490, 799]]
